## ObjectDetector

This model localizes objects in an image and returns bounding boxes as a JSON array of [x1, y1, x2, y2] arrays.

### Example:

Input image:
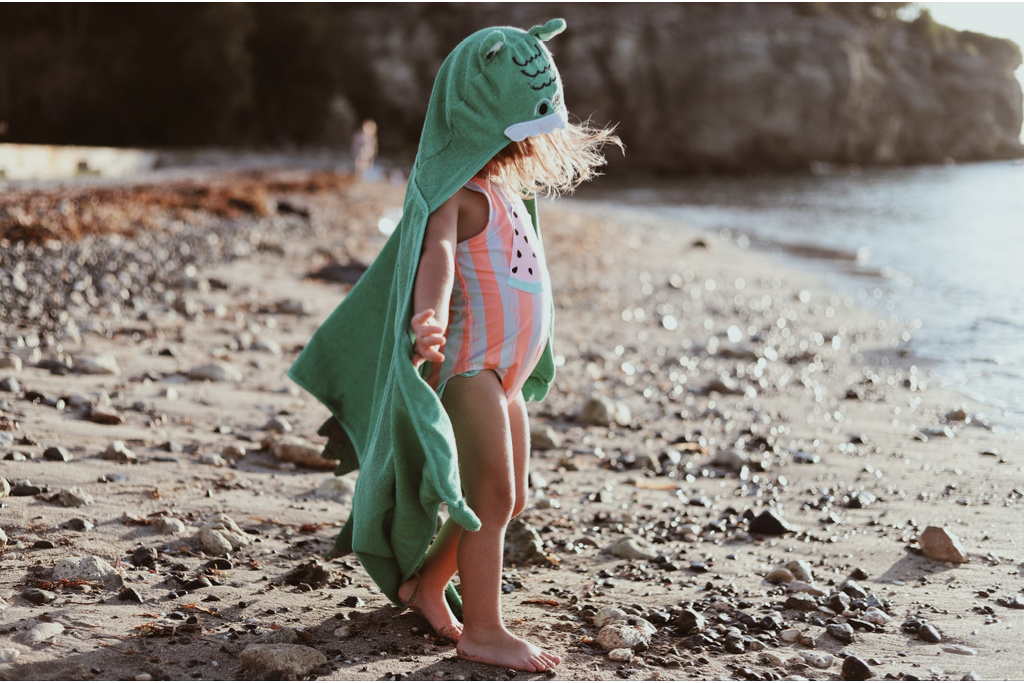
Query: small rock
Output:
[[504, 518, 553, 565], [90, 406, 125, 425], [674, 608, 707, 634], [22, 589, 56, 606], [530, 424, 562, 450], [334, 622, 357, 638], [19, 622, 64, 645], [118, 587, 144, 603], [0, 377, 20, 393], [0, 648, 19, 662], [749, 509, 794, 535], [863, 607, 891, 625], [779, 629, 801, 643], [187, 361, 244, 383], [593, 607, 629, 627], [198, 513, 252, 556], [840, 579, 868, 599], [43, 446, 73, 462], [766, 567, 795, 584], [276, 298, 311, 315], [578, 395, 631, 427], [53, 556, 120, 584], [919, 526, 968, 563], [132, 547, 159, 567], [603, 535, 658, 560], [265, 435, 335, 470], [783, 559, 814, 583], [918, 623, 942, 643], [608, 648, 634, 662], [255, 627, 300, 645], [942, 644, 977, 656], [596, 623, 649, 651], [264, 416, 293, 434], [827, 622, 855, 643], [801, 651, 835, 669], [0, 526, 7, 552], [0, 354, 23, 371], [238, 644, 327, 676], [54, 487, 94, 507], [100, 441, 137, 463], [314, 476, 357, 505], [156, 516, 186, 534], [63, 518, 94, 531], [76, 354, 121, 376], [200, 452, 227, 467], [0, 477, 9, 498], [842, 655, 872, 680]]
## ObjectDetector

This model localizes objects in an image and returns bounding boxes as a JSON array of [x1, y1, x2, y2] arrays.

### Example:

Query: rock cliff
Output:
[[337, 3, 1024, 173]]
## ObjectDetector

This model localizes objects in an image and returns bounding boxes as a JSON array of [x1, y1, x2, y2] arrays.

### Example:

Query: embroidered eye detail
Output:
[[534, 98, 554, 117]]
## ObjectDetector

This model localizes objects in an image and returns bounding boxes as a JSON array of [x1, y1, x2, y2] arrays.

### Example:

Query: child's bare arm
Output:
[[412, 196, 459, 368]]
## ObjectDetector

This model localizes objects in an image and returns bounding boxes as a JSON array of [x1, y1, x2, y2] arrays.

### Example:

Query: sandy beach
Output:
[[1, 170, 1023, 682]]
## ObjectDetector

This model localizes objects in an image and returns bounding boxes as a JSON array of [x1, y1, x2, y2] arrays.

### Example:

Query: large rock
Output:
[[52, 556, 120, 585], [331, 5, 1024, 172], [238, 644, 327, 676]]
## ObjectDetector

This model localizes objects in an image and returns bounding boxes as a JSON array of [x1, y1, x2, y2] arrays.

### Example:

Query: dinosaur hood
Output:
[[411, 18, 568, 211]]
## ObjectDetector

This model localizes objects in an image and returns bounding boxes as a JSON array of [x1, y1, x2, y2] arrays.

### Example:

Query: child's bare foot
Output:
[[456, 627, 560, 672], [397, 575, 463, 642]]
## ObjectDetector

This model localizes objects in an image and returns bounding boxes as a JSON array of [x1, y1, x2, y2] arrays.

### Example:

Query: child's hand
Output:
[[411, 309, 446, 369]]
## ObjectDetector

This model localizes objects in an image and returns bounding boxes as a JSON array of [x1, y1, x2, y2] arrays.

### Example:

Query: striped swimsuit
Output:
[[426, 177, 552, 399]]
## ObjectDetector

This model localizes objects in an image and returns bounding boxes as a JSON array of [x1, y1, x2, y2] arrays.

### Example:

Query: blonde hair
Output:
[[481, 118, 622, 198]]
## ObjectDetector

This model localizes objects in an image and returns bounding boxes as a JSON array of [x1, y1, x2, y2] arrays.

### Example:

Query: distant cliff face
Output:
[[339, 3, 1024, 173]]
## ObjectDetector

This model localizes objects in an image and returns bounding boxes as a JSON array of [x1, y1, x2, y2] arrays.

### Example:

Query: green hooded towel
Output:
[[288, 19, 568, 608]]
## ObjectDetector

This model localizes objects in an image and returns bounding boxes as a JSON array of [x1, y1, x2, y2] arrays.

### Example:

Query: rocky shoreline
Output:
[[1, 171, 1023, 681]]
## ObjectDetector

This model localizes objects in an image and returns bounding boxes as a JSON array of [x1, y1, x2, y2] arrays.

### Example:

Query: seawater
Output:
[[591, 161, 1024, 430]]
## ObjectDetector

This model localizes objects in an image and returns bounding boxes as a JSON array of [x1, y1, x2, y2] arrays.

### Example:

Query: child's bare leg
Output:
[[442, 372, 561, 672], [397, 517, 463, 641]]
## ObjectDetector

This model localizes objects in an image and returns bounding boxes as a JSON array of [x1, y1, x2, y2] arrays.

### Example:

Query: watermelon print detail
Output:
[[507, 209, 544, 293]]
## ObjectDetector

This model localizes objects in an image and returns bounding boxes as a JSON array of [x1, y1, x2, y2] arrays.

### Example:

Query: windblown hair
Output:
[[481, 118, 623, 198]]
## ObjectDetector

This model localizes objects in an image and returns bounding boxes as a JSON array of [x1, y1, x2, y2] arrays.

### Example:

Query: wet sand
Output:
[[1, 171, 1022, 681]]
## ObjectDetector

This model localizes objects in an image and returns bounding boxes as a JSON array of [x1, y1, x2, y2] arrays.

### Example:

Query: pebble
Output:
[[76, 354, 121, 375], [314, 476, 357, 505], [800, 651, 835, 669], [748, 509, 793, 535], [198, 513, 252, 555], [918, 623, 942, 643], [766, 567, 795, 583], [503, 518, 552, 565], [779, 629, 801, 643], [187, 361, 244, 383], [265, 435, 335, 470], [594, 607, 629, 627], [118, 587, 144, 603], [22, 589, 56, 605], [0, 477, 9, 498], [0, 648, 19, 663], [263, 416, 293, 434], [0, 354, 23, 371], [919, 526, 968, 563], [255, 627, 299, 645], [783, 559, 814, 582], [0, 377, 20, 393], [200, 452, 227, 467], [827, 622, 855, 643], [63, 518, 94, 531], [52, 556, 120, 584], [608, 648, 634, 662], [863, 606, 892, 625], [675, 608, 707, 634], [238, 644, 327, 676], [19, 622, 64, 645], [43, 446, 73, 462], [578, 395, 631, 427], [530, 423, 562, 450], [596, 623, 649, 651], [100, 440, 137, 463], [156, 516, 186, 534], [0, 526, 6, 552], [89, 406, 125, 425], [942, 644, 977, 655], [54, 487, 94, 507], [841, 655, 872, 680], [603, 535, 658, 560]]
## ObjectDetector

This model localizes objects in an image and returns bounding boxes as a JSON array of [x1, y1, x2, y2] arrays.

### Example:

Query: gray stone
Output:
[[827, 622, 855, 643], [18, 622, 64, 645], [749, 509, 793, 535], [504, 518, 552, 565], [52, 556, 120, 584], [841, 655, 871, 680], [238, 644, 327, 676], [578, 395, 631, 427], [596, 623, 650, 651], [54, 487, 94, 507], [43, 446, 73, 462], [255, 627, 300, 645], [76, 354, 121, 376], [0, 477, 9, 499], [314, 476, 356, 505], [530, 423, 562, 450], [918, 623, 942, 643], [0, 377, 20, 393], [156, 516, 186, 535], [198, 513, 252, 555], [100, 441, 137, 463], [187, 361, 244, 383], [603, 535, 658, 560]]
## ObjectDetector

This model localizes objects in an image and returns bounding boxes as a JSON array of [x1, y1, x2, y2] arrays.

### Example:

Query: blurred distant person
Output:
[[352, 119, 379, 180]]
